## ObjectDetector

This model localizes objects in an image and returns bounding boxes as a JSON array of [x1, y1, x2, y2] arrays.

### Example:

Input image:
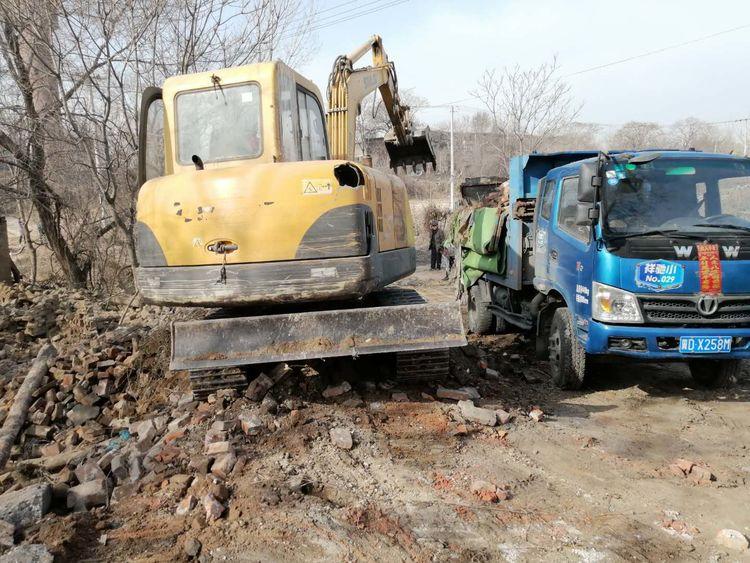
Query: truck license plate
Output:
[[679, 336, 732, 354]]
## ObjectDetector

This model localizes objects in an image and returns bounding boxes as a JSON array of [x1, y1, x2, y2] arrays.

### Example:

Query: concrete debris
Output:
[[322, 381, 352, 398], [0, 544, 53, 563], [436, 386, 480, 401], [260, 394, 278, 414], [184, 537, 202, 558], [330, 428, 353, 450], [458, 400, 497, 426], [245, 374, 274, 401], [0, 484, 51, 528], [204, 441, 232, 455], [66, 405, 100, 425], [391, 392, 409, 402], [0, 519, 14, 547], [238, 412, 264, 436], [176, 494, 197, 516], [470, 480, 509, 503], [74, 460, 106, 484], [67, 478, 108, 510], [715, 529, 749, 551], [495, 409, 512, 424], [529, 407, 544, 422], [211, 452, 237, 479], [203, 492, 225, 522], [669, 459, 715, 484]]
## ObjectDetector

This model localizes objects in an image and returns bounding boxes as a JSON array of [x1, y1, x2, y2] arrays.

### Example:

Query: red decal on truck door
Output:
[[696, 243, 722, 294]]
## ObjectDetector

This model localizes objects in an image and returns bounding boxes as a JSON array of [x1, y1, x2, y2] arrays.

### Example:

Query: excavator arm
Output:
[[326, 35, 436, 171]]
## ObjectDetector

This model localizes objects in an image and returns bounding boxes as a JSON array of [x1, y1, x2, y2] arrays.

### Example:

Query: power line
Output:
[[708, 117, 750, 125], [414, 97, 476, 109], [564, 22, 750, 77], [281, 0, 411, 41], [283, 0, 394, 34]]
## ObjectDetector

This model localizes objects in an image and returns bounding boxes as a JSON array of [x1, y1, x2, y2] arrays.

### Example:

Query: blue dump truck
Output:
[[460, 150, 750, 389]]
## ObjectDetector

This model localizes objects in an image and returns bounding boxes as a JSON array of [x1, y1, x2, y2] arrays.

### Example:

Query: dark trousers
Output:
[[430, 247, 442, 269]]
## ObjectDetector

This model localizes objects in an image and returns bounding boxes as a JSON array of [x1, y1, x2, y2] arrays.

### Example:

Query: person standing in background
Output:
[[429, 220, 444, 270]]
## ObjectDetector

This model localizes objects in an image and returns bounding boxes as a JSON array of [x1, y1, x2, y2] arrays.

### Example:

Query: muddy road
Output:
[[57, 262, 750, 562]]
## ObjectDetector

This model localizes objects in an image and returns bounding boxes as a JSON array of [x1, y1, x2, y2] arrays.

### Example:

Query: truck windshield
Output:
[[602, 157, 750, 237], [176, 83, 261, 164]]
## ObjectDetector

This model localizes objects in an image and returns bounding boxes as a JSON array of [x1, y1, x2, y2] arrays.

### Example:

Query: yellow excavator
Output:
[[135, 36, 463, 395]]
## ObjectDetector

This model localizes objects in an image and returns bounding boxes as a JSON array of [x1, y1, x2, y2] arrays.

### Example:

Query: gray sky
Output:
[[298, 0, 750, 128]]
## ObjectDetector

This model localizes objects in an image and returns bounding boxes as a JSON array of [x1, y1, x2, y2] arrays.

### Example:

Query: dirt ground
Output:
[[49, 256, 750, 562]]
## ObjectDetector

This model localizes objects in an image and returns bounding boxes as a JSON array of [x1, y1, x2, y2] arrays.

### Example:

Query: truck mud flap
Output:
[[170, 300, 465, 372]]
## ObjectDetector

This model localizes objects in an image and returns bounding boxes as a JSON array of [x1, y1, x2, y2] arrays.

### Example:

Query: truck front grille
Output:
[[639, 295, 750, 326]]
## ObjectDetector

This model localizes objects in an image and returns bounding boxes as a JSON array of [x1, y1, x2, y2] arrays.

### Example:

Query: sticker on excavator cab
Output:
[[302, 179, 333, 195]]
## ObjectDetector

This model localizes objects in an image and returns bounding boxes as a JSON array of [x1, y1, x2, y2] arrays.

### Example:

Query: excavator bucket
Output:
[[384, 127, 437, 172], [170, 289, 465, 372]]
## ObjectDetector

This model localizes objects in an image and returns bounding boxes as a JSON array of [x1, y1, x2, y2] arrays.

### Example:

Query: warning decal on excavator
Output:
[[302, 179, 333, 195]]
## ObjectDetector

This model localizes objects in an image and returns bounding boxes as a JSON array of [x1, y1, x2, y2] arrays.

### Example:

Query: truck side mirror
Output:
[[575, 202, 599, 226], [578, 162, 600, 203]]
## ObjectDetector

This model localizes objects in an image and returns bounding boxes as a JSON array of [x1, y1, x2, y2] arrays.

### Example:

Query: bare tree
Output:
[[355, 88, 427, 157], [608, 121, 665, 150], [472, 57, 581, 172], [0, 0, 317, 289]]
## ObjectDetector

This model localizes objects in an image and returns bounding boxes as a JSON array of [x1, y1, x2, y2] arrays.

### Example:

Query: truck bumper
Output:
[[136, 247, 415, 307], [585, 320, 750, 360]]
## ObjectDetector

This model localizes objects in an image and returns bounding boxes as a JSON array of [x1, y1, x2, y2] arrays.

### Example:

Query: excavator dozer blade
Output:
[[385, 127, 437, 172], [170, 298, 465, 372]]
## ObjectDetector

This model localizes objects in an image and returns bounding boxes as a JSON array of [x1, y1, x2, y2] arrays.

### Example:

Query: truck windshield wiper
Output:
[[606, 229, 704, 241], [692, 223, 750, 233]]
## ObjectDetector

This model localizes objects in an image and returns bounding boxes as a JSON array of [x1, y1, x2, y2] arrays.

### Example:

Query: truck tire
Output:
[[467, 281, 494, 335], [688, 359, 742, 389], [548, 307, 590, 390]]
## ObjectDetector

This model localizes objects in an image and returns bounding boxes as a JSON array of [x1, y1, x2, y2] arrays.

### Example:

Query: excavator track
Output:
[[189, 368, 247, 400], [176, 287, 465, 396], [395, 348, 451, 382]]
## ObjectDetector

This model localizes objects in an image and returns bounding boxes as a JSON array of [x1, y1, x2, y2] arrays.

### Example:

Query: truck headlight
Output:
[[592, 282, 643, 324]]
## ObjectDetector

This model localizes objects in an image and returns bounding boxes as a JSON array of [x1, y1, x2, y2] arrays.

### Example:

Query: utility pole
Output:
[[449, 105, 455, 211], [744, 118, 748, 157]]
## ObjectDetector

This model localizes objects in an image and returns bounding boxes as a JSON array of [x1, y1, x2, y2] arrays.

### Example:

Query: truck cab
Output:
[[464, 150, 750, 389]]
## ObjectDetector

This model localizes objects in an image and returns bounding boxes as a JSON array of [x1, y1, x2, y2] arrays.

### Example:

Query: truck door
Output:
[[550, 176, 593, 320], [533, 177, 557, 288]]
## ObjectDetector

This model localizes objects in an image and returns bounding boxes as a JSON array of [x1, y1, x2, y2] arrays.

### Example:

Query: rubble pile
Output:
[[0, 284, 184, 549]]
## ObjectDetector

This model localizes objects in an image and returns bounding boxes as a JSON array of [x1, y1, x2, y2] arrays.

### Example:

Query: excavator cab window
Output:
[[297, 87, 328, 161], [175, 82, 262, 164]]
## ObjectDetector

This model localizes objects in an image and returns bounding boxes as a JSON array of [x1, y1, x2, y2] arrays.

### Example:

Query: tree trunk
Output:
[[0, 344, 57, 471], [0, 216, 12, 284], [29, 174, 89, 287]]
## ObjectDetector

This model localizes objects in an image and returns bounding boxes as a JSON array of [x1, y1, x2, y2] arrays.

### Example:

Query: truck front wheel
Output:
[[548, 307, 591, 390], [688, 359, 742, 388], [467, 281, 495, 335]]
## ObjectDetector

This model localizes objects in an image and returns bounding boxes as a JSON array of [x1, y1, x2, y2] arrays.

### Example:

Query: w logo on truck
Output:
[[673, 245, 741, 259]]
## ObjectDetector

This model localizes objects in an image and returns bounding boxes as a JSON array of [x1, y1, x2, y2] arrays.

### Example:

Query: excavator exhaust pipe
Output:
[[385, 127, 437, 172]]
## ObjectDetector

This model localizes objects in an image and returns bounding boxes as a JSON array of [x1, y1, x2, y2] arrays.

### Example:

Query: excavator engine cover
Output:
[[385, 127, 437, 172]]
